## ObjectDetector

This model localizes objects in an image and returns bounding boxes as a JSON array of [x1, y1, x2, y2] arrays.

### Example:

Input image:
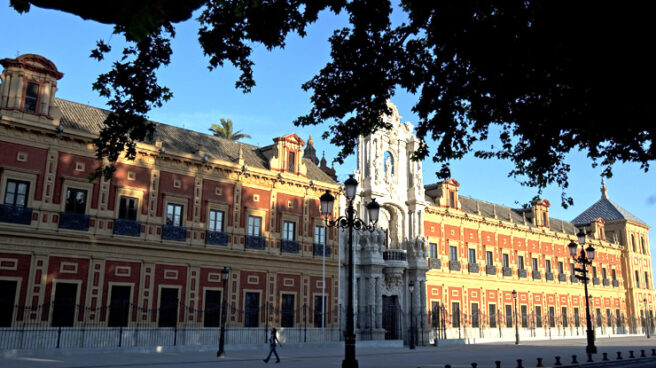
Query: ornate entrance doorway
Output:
[[382, 295, 401, 340]]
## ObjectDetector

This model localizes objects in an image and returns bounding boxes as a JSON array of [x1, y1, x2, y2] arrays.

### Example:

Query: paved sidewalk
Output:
[[2, 336, 656, 368]]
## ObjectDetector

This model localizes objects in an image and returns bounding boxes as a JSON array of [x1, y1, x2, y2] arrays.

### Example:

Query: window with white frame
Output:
[[4, 179, 29, 207], [248, 215, 262, 236], [429, 243, 438, 259], [118, 196, 138, 220], [166, 203, 183, 226], [314, 225, 326, 245], [283, 221, 296, 241], [209, 209, 224, 232]]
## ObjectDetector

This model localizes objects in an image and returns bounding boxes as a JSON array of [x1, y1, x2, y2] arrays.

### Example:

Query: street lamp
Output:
[[568, 229, 597, 354], [512, 290, 519, 345], [320, 175, 380, 368], [409, 281, 415, 349], [644, 298, 650, 338], [217, 266, 230, 357]]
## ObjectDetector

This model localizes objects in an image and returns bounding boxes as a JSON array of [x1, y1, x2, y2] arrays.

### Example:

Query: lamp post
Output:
[[409, 281, 415, 349], [217, 266, 230, 357], [320, 175, 380, 368], [644, 298, 650, 338], [568, 229, 597, 354], [512, 290, 519, 345]]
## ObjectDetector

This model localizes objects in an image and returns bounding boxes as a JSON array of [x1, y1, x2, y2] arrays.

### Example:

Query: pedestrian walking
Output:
[[263, 327, 281, 363]]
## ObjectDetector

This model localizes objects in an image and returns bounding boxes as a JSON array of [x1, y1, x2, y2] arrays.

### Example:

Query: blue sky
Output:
[[2, 6, 655, 270]]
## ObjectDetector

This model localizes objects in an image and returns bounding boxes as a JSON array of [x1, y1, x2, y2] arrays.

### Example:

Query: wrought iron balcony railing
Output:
[[558, 273, 567, 282], [502, 267, 513, 277], [281, 239, 299, 253], [383, 249, 407, 261], [486, 265, 496, 275], [603, 278, 610, 287], [313, 243, 331, 257], [570, 274, 578, 283], [59, 212, 90, 231], [245, 235, 265, 250], [429, 258, 441, 269], [206, 230, 228, 246], [448, 260, 461, 271], [545, 272, 554, 281], [518, 269, 527, 278], [468, 263, 480, 273], [113, 218, 141, 237], [593, 277, 600, 286], [0, 204, 32, 225], [612, 279, 619, 288], [162, 225, 187, 242], [532, 270, 541, 280]]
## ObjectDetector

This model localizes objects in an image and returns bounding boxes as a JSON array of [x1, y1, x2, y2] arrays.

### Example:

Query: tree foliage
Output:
[[210, 118, 251, 141], [11, 1, 656, 207]]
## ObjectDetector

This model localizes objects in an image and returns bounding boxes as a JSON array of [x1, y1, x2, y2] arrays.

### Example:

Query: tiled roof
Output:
[[427, 191, 579, 235], [571, 197, 646, 226], [54, 98, 336, 184]]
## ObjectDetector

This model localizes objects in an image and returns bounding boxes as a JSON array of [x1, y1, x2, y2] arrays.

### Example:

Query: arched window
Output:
[[631, 234, 636, 252]]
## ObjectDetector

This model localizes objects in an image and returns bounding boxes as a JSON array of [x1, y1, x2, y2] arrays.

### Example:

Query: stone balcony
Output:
[[383, 249, 408, 268]]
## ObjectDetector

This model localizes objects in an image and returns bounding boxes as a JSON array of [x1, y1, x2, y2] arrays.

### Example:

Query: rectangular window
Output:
[[532, 258, 539, 270], [536, 306, 543, 327], [24, 82, 39, 113], [158, 288, 179, 327], [314, 295, 325, 327], [615, 309, 621, 326], [118, 196, 138, 220], [471, 303, 479, 328], [636, 271, 641, 288], [244, 292, 260, 327], [429, 243, 438, 259], [4, 179, 29, 207], [645, 272, 650, 289], [574, 307, 580, 327], [166, 203, 183, 226], [431, 301, 439, 328], [203, 290, 221, 327], [558, 262, 564, 274], [209, 210, 224, 232], [288, 151, 296, 172], [486, 251, 494, 266], [549, 307, 555, 327], [502, 254, 509, 268], [562, 307, 568, 328], [314, 225, 326, 245], [449, 246, 457, 262], [0, 280, 17, 327], [489, 304, 497, 328], [108, 285, 131, 327], [281, 294, 295, 327], [570, 263, 575, 277], [602, 268, 607, 279], [612, 269, 617, 281], [248, 215, 262, 236], [606, 309, 611, 327], [592, 266, 597, 278], [596, 308, 602, 327], [451, 302, 460, 328], [545, 259, 551, 273], [518, 255, 525, 270], [468, 249, 476, 264], [449, 191, 456, 208], [52, 283, 77, 327], [283, 221, 296, 241], [521, 305, 528, 327], [505, 305, 513, 328], [65, 188, 87, 214]]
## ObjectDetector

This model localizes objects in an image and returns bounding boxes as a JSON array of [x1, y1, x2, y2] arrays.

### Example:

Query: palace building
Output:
[[0, 54, 653, 348]]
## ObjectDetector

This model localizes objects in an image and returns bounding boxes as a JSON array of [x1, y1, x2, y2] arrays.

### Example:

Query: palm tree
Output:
[[209, 118, 251, 141]]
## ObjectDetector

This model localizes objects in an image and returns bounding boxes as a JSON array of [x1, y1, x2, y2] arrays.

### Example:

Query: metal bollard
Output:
[[587, 353, 593, 362], [495, 360, 501, 368], [641, 350, 646, 358], [602, 353, 608, 361], [471, 364, 477, 368], [617, 352, 623, 360], [554, 356, 562, 366], [629, 350, 635, 358], [516, 359, 523, 368], [571, 355, 578, 364], [536, 357, 543, 367]]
